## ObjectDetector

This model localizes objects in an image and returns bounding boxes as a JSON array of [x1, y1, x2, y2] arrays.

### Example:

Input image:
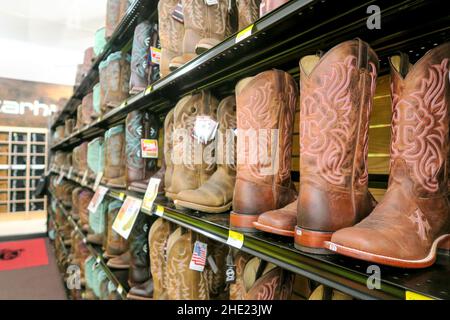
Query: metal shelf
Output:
[[49, 191, 128, 300], [48, 169, 450, 300], [50, 0, 450, 151], [50, 0, 155, 130]]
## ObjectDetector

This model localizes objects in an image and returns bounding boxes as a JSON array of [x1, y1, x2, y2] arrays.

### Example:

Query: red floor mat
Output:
[[0, 238, 49, 271]]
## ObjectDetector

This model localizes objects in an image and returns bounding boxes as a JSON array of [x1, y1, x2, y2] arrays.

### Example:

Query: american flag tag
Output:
[[189, 241, 208, 272]]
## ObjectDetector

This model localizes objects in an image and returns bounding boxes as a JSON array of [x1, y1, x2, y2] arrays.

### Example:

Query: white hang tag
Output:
[[93, 172, 104, 191], [189, 241, 208, 272], [141, 178, 161, 212], [67, 166, 73, 179], [205, 0, 218, 5], [150, 47, 161, 65], [87, 186, 108, 213], [57, 171, 65, 185], [194, 116, 218, 144], [81, 170, 89, 186], [112, 196, 143, 240], [207, 255, 219, 274]]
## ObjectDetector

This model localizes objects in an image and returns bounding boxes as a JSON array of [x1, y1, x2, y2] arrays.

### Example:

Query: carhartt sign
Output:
[[0, 100, 58, 117]]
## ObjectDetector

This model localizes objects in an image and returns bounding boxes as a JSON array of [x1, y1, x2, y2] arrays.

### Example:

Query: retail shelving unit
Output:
[[47, 0, 450, 300]]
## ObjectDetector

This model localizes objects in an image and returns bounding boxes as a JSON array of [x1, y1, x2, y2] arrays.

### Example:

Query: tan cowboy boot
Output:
[[327, 43, 450, 268], [175, 96, 236, 213], [104, 200, 128, 258], [103, 125, 127, 189], [294, 39, 379, 254], [237, 0, 261, 30], [230, 70, 297, 232]]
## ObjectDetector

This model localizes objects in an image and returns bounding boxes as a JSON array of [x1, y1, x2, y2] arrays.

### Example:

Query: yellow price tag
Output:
[[117, 285, 124, 294], [227, 230, 244, 249], [154, 205, 164, 217], [119, 100, 128, 109], [405, 291, 433, 300], [145, 85, 153, 96], [236, 24, 253, 43]]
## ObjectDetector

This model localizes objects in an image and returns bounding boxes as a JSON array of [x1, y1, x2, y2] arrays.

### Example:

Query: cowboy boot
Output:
[[129, 109, 174, 193], [54, 125, 65, 143], [126, 112, 160, 190], [130, 19, 152, 94], [127, 213, 152, 299], [254, 200, 298, 236], [87, 200, 108, 246], [104, 125, 127, 188], [93, 83, 102, 117], [175, 96, 237, 213], [87, 137, 105, 180], [205, 240, 228, 300], [169, 0, 232, 70], [71, 187, 83, 220], [149, 218, 173, 300], [237, 0, 261, 30], [158, 0, 184, 77], [105, 0, 131, 39], [77, 142, 89, 178], [230, 252, 294, 300], [230, 70, 297, 232], [104, 200, 129, 258], [79, 190, 94, 232], [105, 52, 131, 110], [82, 92, 95, 126], [259, 0, 289, 17], [164, 109, 175, 194], [83, 47, 95, 69], [293, 39, 379, 254], [165, 92, 218, 200], [94, 27, 107, 57], [65, 118, 75, 137], [147, 23, 161, 84], [327, 43, 450, 268], [107, 250, 131, 269], [166, 228, 209, 300]]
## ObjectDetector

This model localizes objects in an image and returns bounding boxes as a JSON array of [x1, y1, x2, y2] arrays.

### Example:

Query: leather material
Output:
[[254, 199, 297, 236], [237, 0, 261, 30], [165, 108, 175, 193], [166, 228, 209, 300], [71, 187, 83, 220], [158, 0, 184, 77], [165, 92, 218, 199], [78, 189, 94, 231], [231, 70, 297, 228], [107, 250, 131, 269], [149, 218, 173, 300], [105, 0, 130, 39], [87, 137, 105, 177], [130, 20, 152, 93], [87, 233, 104, 246], [65, 119, 75, 137], [296, 39, 379, 247], [128, 213, 152, 287], [105, 200, 128, 257], [329, 43, 450, 267], [175, 96, 237, 212], [73, 142, 89, 177], [205, 240, 228, 299], [259, 0, 289, 17], [168, 53, 198, 70], [104, 125, 126, 188], [128, 278, 154, 300]]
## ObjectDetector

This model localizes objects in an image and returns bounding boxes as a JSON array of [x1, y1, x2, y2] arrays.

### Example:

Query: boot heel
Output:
[[230, 212, 259, 233], [294, 227, 333, 255]]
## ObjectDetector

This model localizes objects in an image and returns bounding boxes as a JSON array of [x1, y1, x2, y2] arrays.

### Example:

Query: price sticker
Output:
[[141, 139, 159, 158], [93, 172, 104, 191], [96, 256, 101, 264], [405, 291, 433, 300], [227, 230, 244, 249], [112, 196, 143, 240], [150, 47, 161, 65], [117, 285, 124, 295], [189, 241, 208, 272], [144, 85, 153, 96], [119, 100, 128, 109], [67, 166, 73, 179], [236, 24, 253, 44], [81, 170, 89, 186], [141, 178, 161, 212], [154, 205, 165, 217], [87, 186, 109, 213]]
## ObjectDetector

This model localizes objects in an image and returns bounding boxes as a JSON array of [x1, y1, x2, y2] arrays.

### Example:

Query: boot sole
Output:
[[126, 293, 153, 300], [253, 221, 295, 237], [324, 234, 450, 268], [106, 262, 130, 269], [173, 199, 231, 214], [230, 212, 259, 232], [294, 227, 334, 255]]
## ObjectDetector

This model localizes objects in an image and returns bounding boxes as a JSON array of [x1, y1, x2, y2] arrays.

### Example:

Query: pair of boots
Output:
[[173, 95, 237, 213], [150, 218, 227, 300]]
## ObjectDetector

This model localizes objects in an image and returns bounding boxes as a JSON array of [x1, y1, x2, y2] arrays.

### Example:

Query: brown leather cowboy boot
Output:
[[175, 96, 237, 213], [169, 0, 232, 70], [230, 252, 294, 300], [230, 70, 297, 232], [165, 92, 218, 200], [129, 108, 174, 194], [130, 19, 152, 94], [65, 118, 75, 137], [79, 190, 94, 232], [126, 112, 160, 190], [149, 218, 173, 300], [254, 200, 297, 236], [158, 0, 184, 77], [294, 39, 379, 254], [104, 200, 128, 258], [205, 240, 228, 300], [71, 187, 83, 220], [76, 142, 89, 178], [327, 43, 450, 268], [237, 0, 261, 30], [105, 0, 130, 39], [166, 228, 209, 300], [104, 125, 127, 189], [107, 250, 131, 269]]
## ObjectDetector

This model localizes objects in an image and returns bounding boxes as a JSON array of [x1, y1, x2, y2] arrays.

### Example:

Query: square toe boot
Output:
[[165, 92, 218, 200], [230, 70, 298, 232], [158, 0, 184, 77], [104, 125, 127, 189], [294, 39, 379, 254], [175, 96, 236, 213], [327, 43, 450, 268], [149, 218, 173, 300]]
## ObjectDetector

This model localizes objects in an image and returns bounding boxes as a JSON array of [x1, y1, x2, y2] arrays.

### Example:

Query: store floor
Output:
[[0, 237, 67, 300]]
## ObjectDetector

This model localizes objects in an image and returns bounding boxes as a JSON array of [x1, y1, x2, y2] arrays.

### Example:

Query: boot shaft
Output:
[[388, 43, 450, 196], [216, 96, 237, 173], [87, 137, 105, 176], [164, 108, 175, 191], [130, 20, 152, 93], [237, 0, 261, 30], [106, 200, 128, 255], [158, 0, 184, 53], [128, 213, 151, 285], [104, 125, 126, 180]]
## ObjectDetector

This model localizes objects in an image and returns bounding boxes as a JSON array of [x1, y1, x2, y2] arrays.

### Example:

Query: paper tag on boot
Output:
[[204, 0, 218, 5], [171, 2, 184, 23], [189, 241, 208, 272], [193, 116, 218, 144], [67, 166, 73, 179], [112, 196, 143, 240], [141, 139, 159, 158], [93, 172, 103, 191], [150, 47, 161, 65], [142, 178, 161, 213], [87, 186, 108, 213], [57, 170, 65, 185], [81, 170, 89, 186]]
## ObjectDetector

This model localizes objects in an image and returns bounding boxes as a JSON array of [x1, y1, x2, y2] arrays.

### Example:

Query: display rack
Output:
[[49, 169, 450, 300], [48, 191, 128, 300], [47, 0, 450, 301]]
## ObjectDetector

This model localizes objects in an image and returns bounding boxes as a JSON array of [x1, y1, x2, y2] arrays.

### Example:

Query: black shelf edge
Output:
[[50, 0, 154, 130], [50, 0, 450, 151], [48, 169, 450, 300], [49, 191, 128, 299]]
